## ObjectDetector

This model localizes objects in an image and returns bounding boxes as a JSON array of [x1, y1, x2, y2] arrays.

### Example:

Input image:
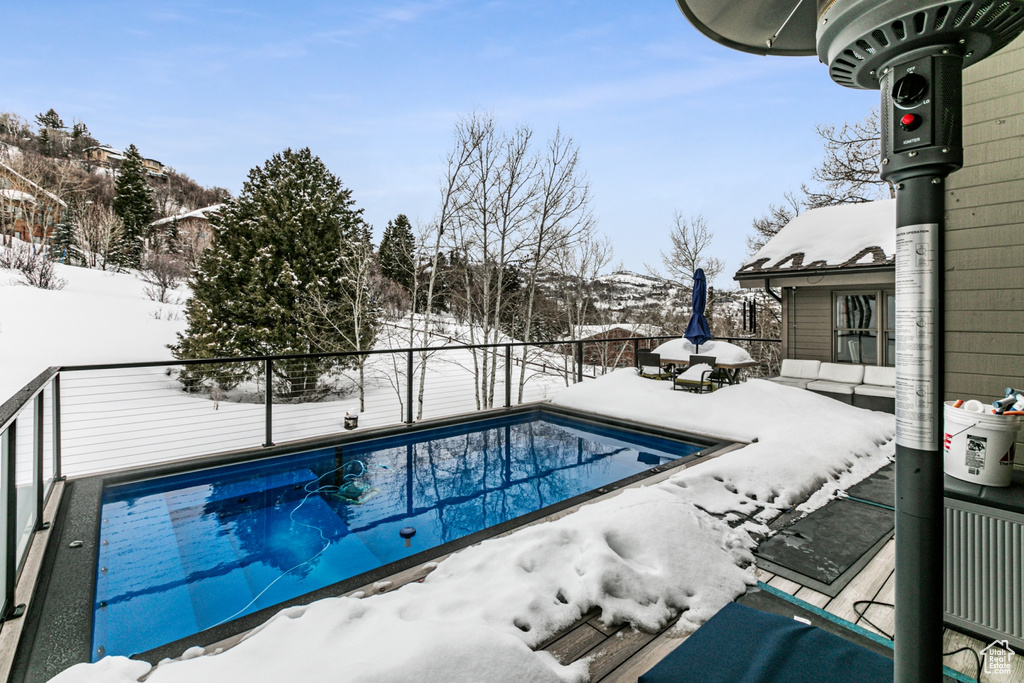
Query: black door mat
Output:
[[753, 498, 894, 597], [845, 462, 895, 508]]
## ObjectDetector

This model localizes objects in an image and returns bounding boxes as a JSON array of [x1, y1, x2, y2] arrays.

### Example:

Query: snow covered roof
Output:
[[84, 145, 124, 155], [577, 323, 664, 339], [0, 162, 67, 207], [0, 189, 36, 204], [150, 204, 224, 228], [735, 200, 895, 280]]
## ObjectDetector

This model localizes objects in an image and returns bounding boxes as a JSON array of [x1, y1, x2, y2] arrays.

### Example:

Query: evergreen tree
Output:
[[173, 147, 369, 399], [111, 144, 154, 268], [378, 213, 415, 291], [35, 109, 66, 156], [51, 219, 82, 265]]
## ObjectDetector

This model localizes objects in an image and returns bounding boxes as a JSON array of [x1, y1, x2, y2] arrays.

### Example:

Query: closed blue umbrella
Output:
[[684, 268, 712, 352]]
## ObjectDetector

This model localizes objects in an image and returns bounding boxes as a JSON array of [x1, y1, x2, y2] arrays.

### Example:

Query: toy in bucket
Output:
[[943, 399, 1020, 486], [344, 412, 359, 430]]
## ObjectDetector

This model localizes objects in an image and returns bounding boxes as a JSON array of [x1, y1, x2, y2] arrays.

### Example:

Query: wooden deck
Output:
[[541, 538, 1024, 682]]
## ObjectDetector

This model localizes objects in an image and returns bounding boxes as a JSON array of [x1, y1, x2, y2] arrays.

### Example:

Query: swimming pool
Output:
[[92, 410, 709, 659]]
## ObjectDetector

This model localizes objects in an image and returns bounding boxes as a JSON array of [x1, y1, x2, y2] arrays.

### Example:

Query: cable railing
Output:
[[0, 333, 779, 621]]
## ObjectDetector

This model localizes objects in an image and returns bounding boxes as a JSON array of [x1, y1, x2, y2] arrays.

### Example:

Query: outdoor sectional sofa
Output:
[[768, 359, 896, 413]]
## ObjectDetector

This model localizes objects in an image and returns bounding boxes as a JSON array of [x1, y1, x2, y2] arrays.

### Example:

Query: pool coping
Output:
[[10, 402, 734, 681]]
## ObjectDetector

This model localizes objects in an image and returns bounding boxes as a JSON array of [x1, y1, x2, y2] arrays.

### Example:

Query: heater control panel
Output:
[[889, 58, 933, 152], [880, 51, 963, 182]]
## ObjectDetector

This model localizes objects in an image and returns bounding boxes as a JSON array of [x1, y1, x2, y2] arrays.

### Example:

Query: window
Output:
[[833, 290, 895, 366], [884, 293, 895, 367]]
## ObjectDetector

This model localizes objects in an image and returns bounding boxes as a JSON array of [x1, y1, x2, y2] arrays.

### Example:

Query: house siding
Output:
[[789, 287, 832, 362], [944, 35, 1024, 456]]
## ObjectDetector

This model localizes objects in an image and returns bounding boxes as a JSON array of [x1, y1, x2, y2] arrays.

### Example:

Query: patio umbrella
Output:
[[684, 268, 712, 352]]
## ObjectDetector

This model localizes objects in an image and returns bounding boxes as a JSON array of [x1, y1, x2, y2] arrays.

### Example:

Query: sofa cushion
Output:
[[863, 365, 895, 387], [807, 380, 858, 395], [854, 383, 896, 398], [817, 363, 865, 384], [780, 359, 821, 380], [768, 376, 813, 390]]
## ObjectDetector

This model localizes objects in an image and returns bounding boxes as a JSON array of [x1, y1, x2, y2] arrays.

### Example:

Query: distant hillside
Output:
[[589, 270, 688, 318]]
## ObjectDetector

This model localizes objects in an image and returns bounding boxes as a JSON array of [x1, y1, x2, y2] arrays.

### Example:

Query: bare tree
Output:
[[748, 191, 803, 255], [803, 108, 893, 208], [140, 251, 188, 303], [301, 229, 381, 412], [415, 115, 484, 419], [516, 128, 594, 401], [75, 205, 124, 270], [555, 228, 612, 383], [0, 242, 66, 290], [659, 212, 724, 285]]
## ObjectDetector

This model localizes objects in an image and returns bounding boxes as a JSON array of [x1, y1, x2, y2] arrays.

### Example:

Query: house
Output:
[[0, 162, 67, 245], [149, 204, 222, 263], [738, 33, 1024, 454], [569, 323, 666, 367], [84, 145, 165, 177], [734, 200, 895, 367], [83, 145, 124, 166]]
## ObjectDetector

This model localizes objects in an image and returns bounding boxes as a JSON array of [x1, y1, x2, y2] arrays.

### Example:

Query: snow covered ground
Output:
[[0, 261, 188, 400], [52, 371, 894, 683]]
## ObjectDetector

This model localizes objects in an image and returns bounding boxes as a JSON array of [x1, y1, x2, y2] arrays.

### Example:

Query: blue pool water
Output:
[[93, 411, 704, 659]]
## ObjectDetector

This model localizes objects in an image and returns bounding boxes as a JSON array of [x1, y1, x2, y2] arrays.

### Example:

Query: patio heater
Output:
[[671, 0, 1024, 680]]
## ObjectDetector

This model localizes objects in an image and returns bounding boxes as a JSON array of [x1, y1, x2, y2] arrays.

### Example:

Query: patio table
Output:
[[657, 356, 759, 385]]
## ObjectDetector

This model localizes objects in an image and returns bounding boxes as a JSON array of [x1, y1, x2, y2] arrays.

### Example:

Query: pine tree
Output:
[[378, 213, 415, 291], [111, 144, 154, 268], [35, 109, 66, 156], [173, 147, 369, 399], [51, 219, 82, 265]]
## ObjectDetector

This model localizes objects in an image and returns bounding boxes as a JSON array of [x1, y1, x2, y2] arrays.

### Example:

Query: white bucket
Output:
[[943, 401, 1020, 486]]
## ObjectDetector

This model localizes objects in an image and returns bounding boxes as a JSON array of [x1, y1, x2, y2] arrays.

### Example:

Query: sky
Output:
[[2, 0, 879, 287]]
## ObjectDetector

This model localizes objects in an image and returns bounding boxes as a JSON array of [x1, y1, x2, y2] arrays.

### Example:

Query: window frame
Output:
[[832, 289, 895, 366]]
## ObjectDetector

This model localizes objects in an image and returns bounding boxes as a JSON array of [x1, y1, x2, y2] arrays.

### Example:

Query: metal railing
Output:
[[0, 368, 60, 622], [0, 333, 778, 620]]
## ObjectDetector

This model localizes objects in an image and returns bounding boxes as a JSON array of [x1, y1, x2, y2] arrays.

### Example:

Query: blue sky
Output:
[[2, 1, 878, 286]]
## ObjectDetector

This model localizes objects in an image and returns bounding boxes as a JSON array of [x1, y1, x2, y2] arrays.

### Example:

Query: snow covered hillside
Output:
[[0, 262, 187, 399]]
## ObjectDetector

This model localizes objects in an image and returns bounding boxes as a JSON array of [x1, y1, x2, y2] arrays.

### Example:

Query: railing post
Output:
[[632, 338, 639, 368], [263, 359, 274, 447], [575, 341, 584, 383], [34, 391, 44, 529], [406, 350, 414, 424], [504, 344, 512, 408], [52, 374, 61, 481], [2, 421, 17, 619]]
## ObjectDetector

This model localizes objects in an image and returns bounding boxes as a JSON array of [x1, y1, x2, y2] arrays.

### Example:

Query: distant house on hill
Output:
[[84, 145, 166, 178], [564, 323, 667, 368], [150, 204, 223, 265], [84, 145, 124, 166], [734, 200, 896, 367], [0, 161, 67, 246]]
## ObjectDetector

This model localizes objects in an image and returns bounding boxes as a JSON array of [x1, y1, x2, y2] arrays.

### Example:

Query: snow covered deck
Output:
[[17, 362, 1015, 682]]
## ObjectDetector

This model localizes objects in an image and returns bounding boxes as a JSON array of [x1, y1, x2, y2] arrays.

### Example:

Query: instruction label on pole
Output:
[[895, 222, 940, 451]]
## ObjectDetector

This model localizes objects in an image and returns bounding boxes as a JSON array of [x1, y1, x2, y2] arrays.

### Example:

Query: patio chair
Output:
[[636, 351, 668, 380], [672, 355, 716, 393]]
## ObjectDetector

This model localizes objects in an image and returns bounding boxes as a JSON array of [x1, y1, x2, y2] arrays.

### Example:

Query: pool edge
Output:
[[10, 403, 734, 681]]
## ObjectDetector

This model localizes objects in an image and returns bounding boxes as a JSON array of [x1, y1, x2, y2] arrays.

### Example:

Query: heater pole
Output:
[[879, 47, 962, 683], [892, 174, 946, 682]]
